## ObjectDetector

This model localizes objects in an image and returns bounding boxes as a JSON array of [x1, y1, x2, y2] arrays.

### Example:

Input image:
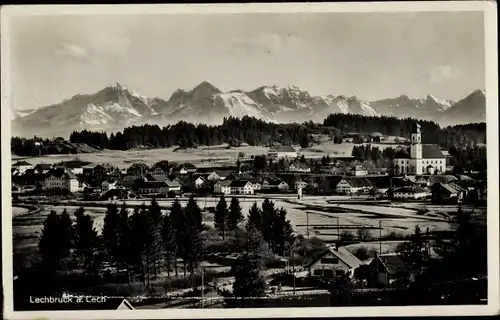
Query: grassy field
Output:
[[11, 141, 403, 168], [13, 193, 465, 268]]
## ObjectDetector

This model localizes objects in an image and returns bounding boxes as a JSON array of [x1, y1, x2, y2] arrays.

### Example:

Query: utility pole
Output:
[[379, 220, 382, 254]]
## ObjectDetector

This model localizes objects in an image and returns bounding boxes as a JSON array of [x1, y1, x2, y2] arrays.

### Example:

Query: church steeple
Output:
[[410, 123, 422, 159]]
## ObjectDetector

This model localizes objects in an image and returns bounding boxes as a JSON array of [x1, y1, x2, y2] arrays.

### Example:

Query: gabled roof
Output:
[[152, 162, 170, 171], [166, 180, 181, 187], [213, 170, 233, 177], [180, 163, 197, 170], [134, 180, 167, 189], [428, 175, 457, 185], [216, 180, 232, 187], [376, 254, 406, 275], [344, 177, 372, 188], [34, 163, 52, 170], [308, 247, 364, 269], [46, 168, 77, 179], [394, 145, 445, 159], [12, 160, 32, 166]]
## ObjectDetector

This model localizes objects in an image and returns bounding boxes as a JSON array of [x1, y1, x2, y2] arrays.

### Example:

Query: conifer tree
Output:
[[214, 195, 228, 240], [228, 197, 244, 237], [102, 203, 120, 270], [246, 202, 262, 232]]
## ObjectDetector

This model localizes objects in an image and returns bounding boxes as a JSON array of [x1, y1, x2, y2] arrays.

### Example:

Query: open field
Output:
[[11, 141, 403, 168], [12, 194, 470, 266]]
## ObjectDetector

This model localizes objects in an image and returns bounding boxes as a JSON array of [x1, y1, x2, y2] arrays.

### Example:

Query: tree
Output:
[[228, 197, 244, 237], [246, 202, 262, 232], [102, 203, 120, 270], [185, 195, 203, 231], [38, 210, 71, 272], [261, 198, 277, 249], [73, 207, 99, 274], [162, 213, 177, 278], [116, 205, 132, 284], [214, 195, 228, 240], [272, 208, 296, 256], [147, 198, 164, 278], [129, 206, 150, 285], [169, 199, 185, 276]]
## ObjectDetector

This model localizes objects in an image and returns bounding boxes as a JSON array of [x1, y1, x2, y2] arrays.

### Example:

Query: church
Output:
[[393, 123, 446, 175]]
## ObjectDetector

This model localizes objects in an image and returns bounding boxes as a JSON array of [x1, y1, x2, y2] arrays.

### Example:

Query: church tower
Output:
[[410, 123, 422, 159]]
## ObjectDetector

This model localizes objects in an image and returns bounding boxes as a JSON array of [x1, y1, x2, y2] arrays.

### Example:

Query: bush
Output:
[[352, 246, 370, 261], [357, 229, 372, 241]]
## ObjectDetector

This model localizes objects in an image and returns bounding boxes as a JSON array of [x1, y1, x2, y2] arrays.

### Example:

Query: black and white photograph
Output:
[[1, 2, 498, 319]]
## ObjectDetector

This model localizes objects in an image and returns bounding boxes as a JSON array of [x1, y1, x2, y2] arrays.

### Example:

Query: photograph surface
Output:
[[1, 2, 498, 319]]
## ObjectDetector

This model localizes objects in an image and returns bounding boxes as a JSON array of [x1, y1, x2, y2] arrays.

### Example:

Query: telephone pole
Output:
[[379, 220, 382, 254], [306, 211, 310, 239]]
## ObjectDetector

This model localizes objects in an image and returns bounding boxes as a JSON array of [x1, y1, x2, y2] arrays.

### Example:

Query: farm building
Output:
[[267, 145, 298, 159], [431, 183, 468, 204], [133, 180, 168, 195], [308, 247, 364, 279], [334, 177, 371, 194], [229, 180, 255, 195], [367, 253, 408, 287], [350, 165, 368, 176], [34, 163, 52, 175], [12, 161, 33, 174], [214, 180, 232, 194], [43, 168, 80, 193], [207, 170, 233, 181], [288, 163, 311, 173], [179, 163, 197, 174]]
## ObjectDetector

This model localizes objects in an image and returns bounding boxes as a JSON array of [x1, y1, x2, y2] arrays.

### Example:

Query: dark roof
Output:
[[46, 168, 78, 179], [181, 163, 197, 170], [367, 176, 411, 189], [428, 175, 457, 185], [134, 180, 167, 189], [216, 180, 232, 187], [152, 162, 170, 171], [344, 177, 372, 188], [214, 170, 233, 177], [35, 163, 52, 170], [395, 145, 445, 159], [13, 161, 32, 166], [308, 247, 364, 269], [394, 186, 426, 193], [229, 180, 251, 187], [377, 254, 406, 275]]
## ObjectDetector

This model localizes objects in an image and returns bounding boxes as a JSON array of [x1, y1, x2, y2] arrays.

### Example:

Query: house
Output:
[[179, 163, 197, 174], [267, 145, 298, 159], [12, 160, 33, 174], [367, 176, 412, 194], [34, 163, 52, 175], [195, 176, 206, 188], [308, 246, 364, 279], [166, 179, 182, 193], [102, 180, 118, 192], [263, 178, 289, 192], [151, 162, 170, 181], [431, 183, 467, 204], [288, 163, 311, 173], [214, 180, 232, 194], [229, 180, 255, 195], [350, 165, 368, 176], [207, 170, 233, 181], [133, 180, 168, 195], [368, 253, 408, 287], [393, 123, 446, 175], [44, 169, 80, 193], [334, 177, 371, 194], [94, 164, 115, 177], [11, 168, 20, 176], [60, 162, 85, 175], [295, 180, 308, 190], [392, 187, 428, 200]]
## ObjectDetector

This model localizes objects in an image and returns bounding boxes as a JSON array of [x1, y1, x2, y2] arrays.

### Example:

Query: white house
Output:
[[289, 163, 311, 173], [214, 180, 232, 194], [102, 180, 118, 192], [335, 178, 371, 194], [179, 163, 197, 175], [393, 124, 446, 175], [207, 171, 232, 181], [267, 145, 298, 159], [166, 180, 182, 193], [308, 246, 364, 279], [44, 169, 80, 193], [350, 165, 368, 176], [195, 176, 206, 188], [229, 180, 255, 195], [12, 161, 33, 174], [392, 187, 428, 200]]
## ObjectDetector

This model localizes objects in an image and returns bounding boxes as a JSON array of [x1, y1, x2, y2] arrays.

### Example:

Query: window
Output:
[[313, 269, 322, 276], [323, 270, 334, 278], [336, 270, 346, 276]]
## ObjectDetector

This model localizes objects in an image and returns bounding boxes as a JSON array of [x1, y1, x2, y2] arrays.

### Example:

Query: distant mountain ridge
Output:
[[11, 81, 486, 137]]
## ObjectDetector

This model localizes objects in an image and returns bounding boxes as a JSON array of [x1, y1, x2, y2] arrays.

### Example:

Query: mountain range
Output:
[[11, 82, 486, 137]]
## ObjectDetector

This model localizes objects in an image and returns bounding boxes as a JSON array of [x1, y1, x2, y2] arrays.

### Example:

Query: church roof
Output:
[[394, 145, 445, 159]]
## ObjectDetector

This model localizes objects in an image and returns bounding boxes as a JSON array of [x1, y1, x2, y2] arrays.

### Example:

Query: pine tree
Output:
[[59, 209, 73, 256], [184, 197, 204, 274], [116, 205, 131, 284], [170, 199, 186, 276], [261, 198, 277, 250], [38, 210, 70, 272], [73, 207, 99, 274], [129, 206, 149, 286], [228, 197, 243, 237], [147, 198, 164, 278], [102, 203, 120, 270], [246, 202, 262, 232], [215, 195, 228, 240], [162, 213, 177, 278], [185, 195, 203, 231]]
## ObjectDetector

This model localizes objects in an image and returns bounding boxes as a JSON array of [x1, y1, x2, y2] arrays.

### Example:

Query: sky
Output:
[[8, 11, 485, 110]]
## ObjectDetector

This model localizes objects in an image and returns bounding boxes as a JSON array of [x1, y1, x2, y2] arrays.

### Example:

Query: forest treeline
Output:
[[11, 115, 486, 157]]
